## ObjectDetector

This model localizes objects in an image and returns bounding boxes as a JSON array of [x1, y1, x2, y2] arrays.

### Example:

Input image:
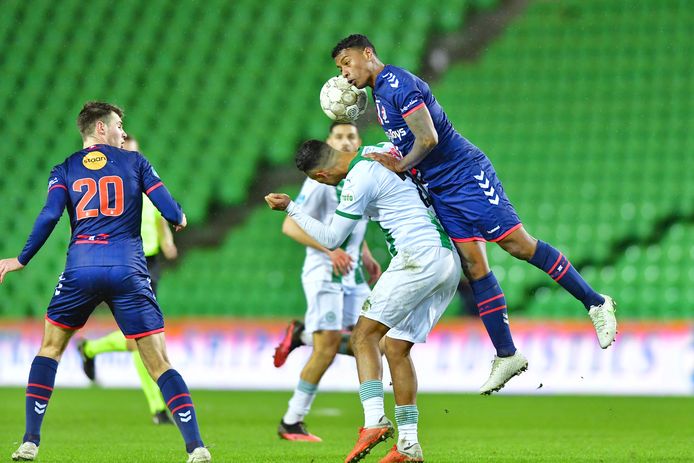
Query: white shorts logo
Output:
[[474, 170, 499, 205]]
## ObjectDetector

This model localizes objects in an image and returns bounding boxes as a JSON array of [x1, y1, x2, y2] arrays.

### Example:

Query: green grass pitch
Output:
[[1, 388, 691, 462]]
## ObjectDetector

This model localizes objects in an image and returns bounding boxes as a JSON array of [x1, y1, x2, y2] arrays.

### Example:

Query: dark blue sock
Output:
[[157, 369, 204, 453], [23, 356, 58, 445], [529, 240, 604, 309], [470, 272, 516, 357]]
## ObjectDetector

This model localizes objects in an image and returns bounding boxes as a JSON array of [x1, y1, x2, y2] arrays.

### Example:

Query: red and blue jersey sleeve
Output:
[[18, 165, 69, 265], [137, 153, 183, 225], [387, 68, 426, 118]]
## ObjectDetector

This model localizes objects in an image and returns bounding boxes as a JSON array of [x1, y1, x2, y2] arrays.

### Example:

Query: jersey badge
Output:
[[82, 151, 108, 170]]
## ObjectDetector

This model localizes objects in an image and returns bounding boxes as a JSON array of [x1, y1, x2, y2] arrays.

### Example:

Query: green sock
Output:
[[83, 331, 128, 358], [132, 351, 167, 415]]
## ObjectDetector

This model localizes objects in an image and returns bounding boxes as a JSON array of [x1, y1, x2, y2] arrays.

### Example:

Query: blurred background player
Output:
[[275, 122, 382, 442], [332, 34, 617, 394], [265, 139, 461, 463], [77, 135, 179, 425], [0, 102, 210, 462]]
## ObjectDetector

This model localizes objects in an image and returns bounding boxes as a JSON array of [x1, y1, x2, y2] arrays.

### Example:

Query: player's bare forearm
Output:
[[0, 257, 24, 284], [398, 105, 438, 171], [281, 207, 353, 275]]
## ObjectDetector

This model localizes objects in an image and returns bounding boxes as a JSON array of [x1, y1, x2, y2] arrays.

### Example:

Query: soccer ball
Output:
[[319, 76, 368, 122]]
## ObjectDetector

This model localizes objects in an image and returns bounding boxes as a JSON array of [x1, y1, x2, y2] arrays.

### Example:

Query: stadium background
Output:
[[0, 0, 692, 460]]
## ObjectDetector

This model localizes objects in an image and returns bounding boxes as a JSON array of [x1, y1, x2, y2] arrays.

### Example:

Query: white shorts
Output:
[[302, 280, 370, 334], [361, 246, 461, 344]]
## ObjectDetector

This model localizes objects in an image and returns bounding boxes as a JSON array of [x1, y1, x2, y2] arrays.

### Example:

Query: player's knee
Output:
[[501, 239, 535, 260], [37, 344, 64, 361], [384, 339, 411, 361], [461, 259, 488, 280]]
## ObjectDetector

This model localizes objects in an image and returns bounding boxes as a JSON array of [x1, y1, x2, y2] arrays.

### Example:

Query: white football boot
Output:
[[589, 294, 617, 348], [11, 442, 38, 461], [479, 351, 528, 395], [187, 446, 211, 463]]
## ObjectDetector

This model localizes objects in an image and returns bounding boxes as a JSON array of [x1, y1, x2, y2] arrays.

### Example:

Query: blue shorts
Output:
[[46, 266, 164, 339], [429, 157, 521, 243]]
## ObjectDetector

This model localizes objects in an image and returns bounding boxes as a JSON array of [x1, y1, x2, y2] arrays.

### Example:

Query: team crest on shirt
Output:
[[82, 151, 107, 170]]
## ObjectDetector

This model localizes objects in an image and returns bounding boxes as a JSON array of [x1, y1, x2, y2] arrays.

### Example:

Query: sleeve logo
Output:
[[401, 98, 420, 113], [383, 72, 399, 88], [340, 189, 355, 203]]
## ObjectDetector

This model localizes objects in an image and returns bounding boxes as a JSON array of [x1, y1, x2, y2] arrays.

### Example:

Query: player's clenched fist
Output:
[[265, 193, 291, 211]]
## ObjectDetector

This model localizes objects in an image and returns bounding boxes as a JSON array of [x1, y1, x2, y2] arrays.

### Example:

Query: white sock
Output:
[[398, 423, 418, 445], [395, 405, 419, 445], [362, 397, 385, 427], [282, 379, 317, 424], [300, 330, 313, 346]]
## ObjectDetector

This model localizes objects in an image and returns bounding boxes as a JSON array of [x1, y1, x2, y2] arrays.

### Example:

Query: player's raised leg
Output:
[[498, 226, 617, 348], [12, 321, 76, 461], [279, 329, 343, 441], [345, 317, 394, 463], [135, 332, 209, 462], [379, 337, 423, 463], [455, 241, 528, 395]]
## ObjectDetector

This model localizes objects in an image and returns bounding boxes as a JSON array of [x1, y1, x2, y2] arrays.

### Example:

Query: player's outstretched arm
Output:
[[265, 193, 357, 250], [282, 216, 353, 275], [16, 181, 69, 267], [0, 258, 24, 284]]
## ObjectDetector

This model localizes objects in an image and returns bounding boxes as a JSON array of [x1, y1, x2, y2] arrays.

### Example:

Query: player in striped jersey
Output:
[[266, 140, 461, 463], [275, 122, 382, 442]]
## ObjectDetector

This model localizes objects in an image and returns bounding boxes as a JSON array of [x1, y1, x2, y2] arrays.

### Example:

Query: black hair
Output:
[[329, 121, 357, 133], [331, 34, 377, 58], [295, 139, 332, 173]]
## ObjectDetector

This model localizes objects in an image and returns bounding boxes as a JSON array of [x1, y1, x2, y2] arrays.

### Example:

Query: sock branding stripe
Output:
[[395, 405, 419, 426], [477, 293, 504, 307], [26, 393, 50, 401], [166, 392, 191, 407], [553, 262, 572, 281], [359, 380, 384, 402], [480, 305, 507, 317], [27, 383, 53, 391], [171, 403, 194, 414], [297, 379, 318, 394], [547, 253, 563, 274]]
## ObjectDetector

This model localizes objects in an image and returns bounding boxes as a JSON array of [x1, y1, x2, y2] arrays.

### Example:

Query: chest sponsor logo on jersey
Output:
[[82, 151, 107, 170], [386, 128, 408, 142]]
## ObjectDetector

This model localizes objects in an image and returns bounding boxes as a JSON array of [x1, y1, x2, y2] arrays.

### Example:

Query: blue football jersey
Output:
[[372, 65, 483, 188], [45, 144, 176, 272]]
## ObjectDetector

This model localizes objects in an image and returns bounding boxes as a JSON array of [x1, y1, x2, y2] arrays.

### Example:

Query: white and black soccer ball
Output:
[[319, 76, 368, 122]]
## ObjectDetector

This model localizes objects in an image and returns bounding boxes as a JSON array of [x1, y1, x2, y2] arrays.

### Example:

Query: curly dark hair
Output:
[[331, 34, 377, 58]]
